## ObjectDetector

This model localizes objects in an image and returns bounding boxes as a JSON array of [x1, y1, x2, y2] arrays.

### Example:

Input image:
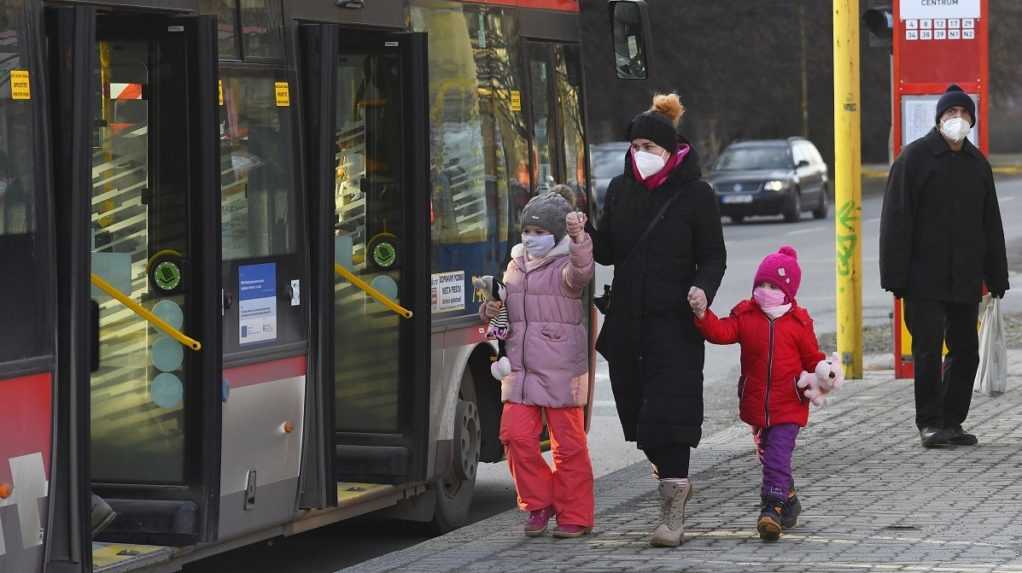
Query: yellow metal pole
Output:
[[834, 0, 863, 379], [90, 273, 202, 351], [334, 263, 414, 320]]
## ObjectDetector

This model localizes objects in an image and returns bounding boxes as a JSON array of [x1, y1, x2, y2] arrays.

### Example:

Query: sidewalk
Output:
[[346, 350, 1022, 573]]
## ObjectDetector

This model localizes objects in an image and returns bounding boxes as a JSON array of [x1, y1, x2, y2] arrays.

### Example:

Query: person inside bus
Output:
[[587, 93, 727, 547], [480, 192, 595, 539]]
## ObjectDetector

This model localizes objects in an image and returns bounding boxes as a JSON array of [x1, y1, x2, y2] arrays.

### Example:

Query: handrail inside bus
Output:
[[90, 273, 203, 351], [333, 263, 414, 320]]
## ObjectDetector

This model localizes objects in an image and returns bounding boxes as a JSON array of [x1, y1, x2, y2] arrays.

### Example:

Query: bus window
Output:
[[202, 0, 240, 59], [218, 73, 298, 260], [555, 44, 588, 212], [471, 8, 530, 267], [0, 16, 51, 365], [239, 0, 283, 60], [412, 2, 528, 317], [201, 0, 283, 61], [332, 50, 404, 432], [90, 39, 187, 483], [528, 44, 556, 194]]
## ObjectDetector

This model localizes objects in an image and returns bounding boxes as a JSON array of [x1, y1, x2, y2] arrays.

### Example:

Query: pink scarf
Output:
[[631, 144, 691, 190]]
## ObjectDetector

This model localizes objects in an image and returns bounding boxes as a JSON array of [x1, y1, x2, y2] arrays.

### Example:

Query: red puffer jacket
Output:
[[695, 300, 825, 428]]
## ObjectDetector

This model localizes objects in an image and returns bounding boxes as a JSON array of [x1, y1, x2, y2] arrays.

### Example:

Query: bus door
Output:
[[0, 5, 66, 572], [300, 26, 431, 486], [213, 0, 310, 539], [46, 6, 223, 551]]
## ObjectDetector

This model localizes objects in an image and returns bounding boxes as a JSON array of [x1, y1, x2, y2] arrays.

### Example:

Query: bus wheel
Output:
[[430, 387, 480, 533]]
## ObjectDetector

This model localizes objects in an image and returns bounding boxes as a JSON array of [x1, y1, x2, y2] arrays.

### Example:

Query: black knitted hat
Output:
[[935, 84, 976, 126]]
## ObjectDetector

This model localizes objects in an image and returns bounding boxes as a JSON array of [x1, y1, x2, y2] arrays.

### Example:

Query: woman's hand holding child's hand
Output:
[[688, 286, 707, 319], [566, 212, 588, 243]]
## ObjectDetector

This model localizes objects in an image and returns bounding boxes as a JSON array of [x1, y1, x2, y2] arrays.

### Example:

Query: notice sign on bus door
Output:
[[10, 69, 30, 100], [431, 271, 466, 313], [239, 263, 278, 345], [274, 81, 290, 107]]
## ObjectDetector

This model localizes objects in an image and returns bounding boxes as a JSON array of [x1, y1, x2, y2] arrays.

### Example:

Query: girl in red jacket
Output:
[[688, 246, 826, 542]]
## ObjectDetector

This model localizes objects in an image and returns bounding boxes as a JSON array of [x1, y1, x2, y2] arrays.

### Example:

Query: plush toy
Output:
[[796, 352, 845, 406], [473, 275, 511, 380]]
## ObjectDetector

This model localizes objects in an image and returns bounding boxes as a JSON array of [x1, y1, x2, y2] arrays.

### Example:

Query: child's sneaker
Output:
[[524, 506, 554, 537], [551, 524, 592, 539], [781, 488, 801, 529], [757, 497, 785, 542]]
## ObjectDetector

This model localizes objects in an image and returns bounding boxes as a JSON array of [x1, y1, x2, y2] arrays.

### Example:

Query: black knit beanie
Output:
[[627, 111, 677, 152], [935, 84, 976, 126]]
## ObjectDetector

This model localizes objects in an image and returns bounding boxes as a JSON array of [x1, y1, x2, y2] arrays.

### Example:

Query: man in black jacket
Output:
[[880, 84, 1009, 449]]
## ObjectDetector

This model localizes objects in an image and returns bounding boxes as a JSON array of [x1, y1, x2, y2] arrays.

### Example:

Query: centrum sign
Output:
[[900, 0, 980, 20]]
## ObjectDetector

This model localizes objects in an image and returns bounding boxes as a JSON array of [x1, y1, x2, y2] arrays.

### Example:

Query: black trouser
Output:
[[904, 298, 980, 430], [642, 445, 691, 479]]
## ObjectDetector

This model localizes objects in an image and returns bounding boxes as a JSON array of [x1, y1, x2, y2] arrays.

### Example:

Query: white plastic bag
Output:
[[975, 295, 1008, 396]]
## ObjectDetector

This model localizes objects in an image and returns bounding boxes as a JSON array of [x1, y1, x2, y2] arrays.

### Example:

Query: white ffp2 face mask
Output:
[[633, 150, 667, 179], [940, 117, 971, 143]]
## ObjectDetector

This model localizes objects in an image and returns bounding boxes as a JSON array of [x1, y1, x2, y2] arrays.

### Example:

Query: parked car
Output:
[[589, 141, 630, 219], [708, 137, 829, 223]]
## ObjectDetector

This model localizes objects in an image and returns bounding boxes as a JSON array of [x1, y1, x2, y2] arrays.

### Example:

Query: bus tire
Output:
[[429, 376, 480, 534]]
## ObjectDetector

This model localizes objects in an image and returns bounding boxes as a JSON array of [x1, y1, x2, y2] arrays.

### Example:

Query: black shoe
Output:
[[946, 425, 978, 446], [757, 497, 784, 541], [90, 494, 116, 538], [919, 426, 949, 448], [781, 488, 801, 529]]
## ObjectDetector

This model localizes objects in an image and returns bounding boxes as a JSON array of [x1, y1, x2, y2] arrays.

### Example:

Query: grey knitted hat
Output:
[[520, 192, 573, 242]]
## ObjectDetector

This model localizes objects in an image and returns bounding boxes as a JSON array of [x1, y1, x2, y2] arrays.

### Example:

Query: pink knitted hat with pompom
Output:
[[753, 246, 802, 303]]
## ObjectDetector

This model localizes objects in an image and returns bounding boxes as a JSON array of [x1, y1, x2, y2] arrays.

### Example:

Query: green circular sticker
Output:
[[372, 242, 397, 269], [154, 260, 182, 292]]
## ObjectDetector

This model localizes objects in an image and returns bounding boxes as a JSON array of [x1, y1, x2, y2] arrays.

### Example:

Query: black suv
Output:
[[708, 138, 829, 223]]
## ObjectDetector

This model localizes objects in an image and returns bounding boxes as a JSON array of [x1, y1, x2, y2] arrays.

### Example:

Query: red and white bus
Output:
[[0, 0, 650, 571]]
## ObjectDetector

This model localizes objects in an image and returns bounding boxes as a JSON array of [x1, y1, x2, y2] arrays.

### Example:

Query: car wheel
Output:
[[783, 191, 801, 223], [812, 188, 829, 220]]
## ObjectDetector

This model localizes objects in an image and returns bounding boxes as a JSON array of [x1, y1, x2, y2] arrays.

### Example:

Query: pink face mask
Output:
[[753, 287, 787, 309]]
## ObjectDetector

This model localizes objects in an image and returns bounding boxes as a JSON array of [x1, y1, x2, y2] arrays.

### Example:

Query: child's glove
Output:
[[566, 212, 588, 242]]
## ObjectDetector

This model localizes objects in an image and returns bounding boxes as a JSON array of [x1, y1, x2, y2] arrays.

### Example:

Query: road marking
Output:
[[1001, 196, 1016, 202], [787, 226, 825, 236]]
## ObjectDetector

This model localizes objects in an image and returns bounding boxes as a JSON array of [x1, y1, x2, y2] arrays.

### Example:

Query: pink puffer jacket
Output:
[[491, 234, 594, 407]]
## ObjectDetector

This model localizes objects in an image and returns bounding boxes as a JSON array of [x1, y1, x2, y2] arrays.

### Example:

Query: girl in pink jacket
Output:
[[481, 191, 595, 538]]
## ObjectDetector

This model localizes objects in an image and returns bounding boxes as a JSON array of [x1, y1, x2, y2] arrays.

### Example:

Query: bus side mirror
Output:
[[609, 0, 651, 80]]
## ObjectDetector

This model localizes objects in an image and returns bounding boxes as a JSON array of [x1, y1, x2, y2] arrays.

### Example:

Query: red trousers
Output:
[[499, 403, 594, 527]]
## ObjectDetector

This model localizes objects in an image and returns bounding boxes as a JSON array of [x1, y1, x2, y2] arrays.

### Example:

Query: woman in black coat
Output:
[[589, 94, 726, 547]]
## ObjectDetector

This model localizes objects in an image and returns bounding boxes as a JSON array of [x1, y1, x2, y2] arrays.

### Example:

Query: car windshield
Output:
[[714, 146, 790, 171], [590, 147, 628, 178]]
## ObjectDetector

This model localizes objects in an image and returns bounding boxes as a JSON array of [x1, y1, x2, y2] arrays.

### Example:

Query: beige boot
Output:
[[650, 479, 693, 547]]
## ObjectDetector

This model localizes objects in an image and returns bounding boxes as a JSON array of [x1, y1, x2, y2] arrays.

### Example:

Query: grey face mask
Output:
[[522, 233, 556, 258]]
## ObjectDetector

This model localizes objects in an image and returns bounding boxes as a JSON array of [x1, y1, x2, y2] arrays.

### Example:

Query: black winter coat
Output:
[[880, 128, 1009, 303], [590, 141, 727, 450]]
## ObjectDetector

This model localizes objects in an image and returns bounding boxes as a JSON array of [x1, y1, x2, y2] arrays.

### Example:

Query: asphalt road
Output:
[[184, 176, 1022, 573]]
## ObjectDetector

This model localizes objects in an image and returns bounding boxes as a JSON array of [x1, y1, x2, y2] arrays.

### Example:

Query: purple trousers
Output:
[[752, 423, 799, 500]]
